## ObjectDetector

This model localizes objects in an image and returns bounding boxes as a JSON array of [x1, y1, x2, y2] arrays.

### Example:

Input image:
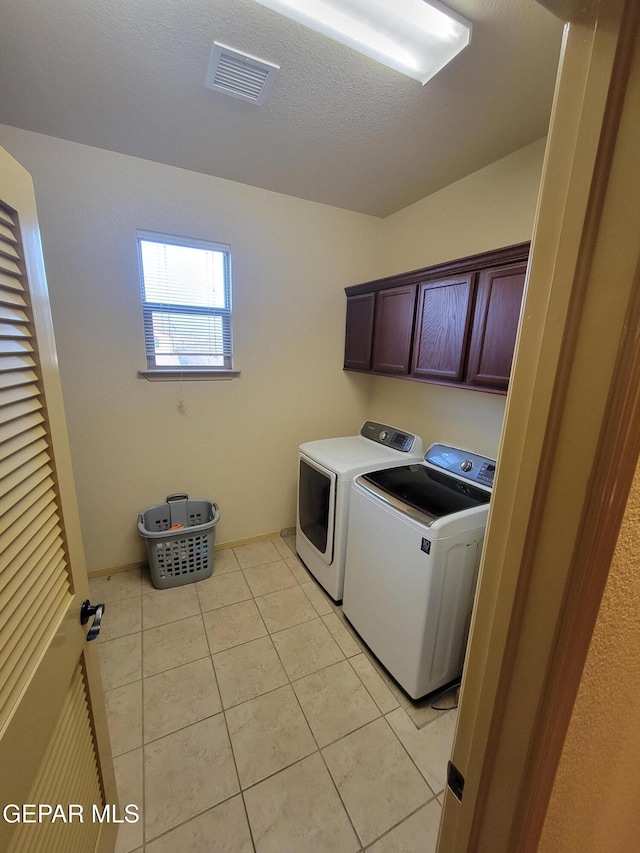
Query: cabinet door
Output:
[[465, 262, 527, 389], [372, 284, 416, 374], [411, 276, 474, 381], [344, 292, 375, 370]]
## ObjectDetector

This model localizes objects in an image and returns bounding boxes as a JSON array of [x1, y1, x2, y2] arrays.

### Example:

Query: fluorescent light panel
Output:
[[254, 0, 472, 84]]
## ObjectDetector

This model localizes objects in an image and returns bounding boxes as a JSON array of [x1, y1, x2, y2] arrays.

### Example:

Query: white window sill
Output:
[[138, 369, 241, 381]]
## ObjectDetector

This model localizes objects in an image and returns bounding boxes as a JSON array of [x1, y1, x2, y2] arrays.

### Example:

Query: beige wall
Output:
[[368, 139, 546, 458], [378, 138, 546, 278], [0, 125, 380, 571], [539, 458, 640, 851], [0, 126, 545, 571]]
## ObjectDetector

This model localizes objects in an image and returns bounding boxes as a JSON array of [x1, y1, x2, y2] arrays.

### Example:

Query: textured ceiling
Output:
[[0, 0, 564, 217]]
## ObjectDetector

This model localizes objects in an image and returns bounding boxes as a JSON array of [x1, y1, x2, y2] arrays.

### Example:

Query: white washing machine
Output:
[[343, 443, 495, 699], [296, 421, 424, 602]]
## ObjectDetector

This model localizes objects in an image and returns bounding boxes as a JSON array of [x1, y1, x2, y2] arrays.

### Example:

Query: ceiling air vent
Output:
[[205, 42, 280, 105]]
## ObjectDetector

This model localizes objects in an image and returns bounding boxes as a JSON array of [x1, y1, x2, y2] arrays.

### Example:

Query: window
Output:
[[137, 230, 236, 377]]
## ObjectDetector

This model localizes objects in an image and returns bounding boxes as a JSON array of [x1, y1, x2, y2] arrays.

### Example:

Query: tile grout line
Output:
[[227, 542, 302, 851], [196, 575, 250, 838], [361, 798, 441, 851], [214, 649, 258, 852], [314, 729, 365, 852], [276, 540, 450, 850], [245, 544, 369, 850], [280, 545, 446, 846], [104, 541, 445, 850], [227, 542, 366, 847], [382, 710, 438, 798], [141, 795, 254, 852], [141, 561, 244, 848], [218, 542, 296, 851]]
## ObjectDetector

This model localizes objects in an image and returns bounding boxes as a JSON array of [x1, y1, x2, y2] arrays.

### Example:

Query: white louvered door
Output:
[[0, 147, 118, 852]]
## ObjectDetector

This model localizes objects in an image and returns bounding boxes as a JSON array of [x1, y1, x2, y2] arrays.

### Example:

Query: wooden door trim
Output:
[[514, 244, 640, 852], [437, 0, 639, 850], [476, 0, 640, 846], [509, 3, 640, 842]]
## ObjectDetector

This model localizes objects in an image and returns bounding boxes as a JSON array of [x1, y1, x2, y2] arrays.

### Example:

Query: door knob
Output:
[[80, 599, 105, 641]]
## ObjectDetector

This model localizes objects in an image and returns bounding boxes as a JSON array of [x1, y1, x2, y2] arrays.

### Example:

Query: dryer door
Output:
[[297, 454, 337, 565]]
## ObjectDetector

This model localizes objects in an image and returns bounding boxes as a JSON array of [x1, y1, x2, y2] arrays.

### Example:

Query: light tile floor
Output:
[[90, 536, 456, 853]]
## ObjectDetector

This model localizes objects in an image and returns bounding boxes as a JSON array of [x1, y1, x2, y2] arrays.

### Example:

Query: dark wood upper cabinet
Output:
[[411, 276, 474, 381], [344, 292, 375, 371], [343, 242, 529, 393], [372, 284, 416, 374], [465, 263, 527, 390]]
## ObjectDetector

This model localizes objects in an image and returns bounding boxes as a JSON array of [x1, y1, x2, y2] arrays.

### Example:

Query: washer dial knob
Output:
[[460, 459, 473, 473], [379, 430, 388, 441]]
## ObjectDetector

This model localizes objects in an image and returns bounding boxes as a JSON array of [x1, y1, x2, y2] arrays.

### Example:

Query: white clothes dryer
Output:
[[343, 443, 495, 699], [296, 421, 424, 602]]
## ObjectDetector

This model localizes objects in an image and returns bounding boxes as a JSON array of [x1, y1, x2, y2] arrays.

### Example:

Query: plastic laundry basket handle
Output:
[[166, 493, 189, 502]]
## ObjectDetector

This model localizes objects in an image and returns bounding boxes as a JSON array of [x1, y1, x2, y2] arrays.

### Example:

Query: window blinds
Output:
[[137, 232, 233, 369]]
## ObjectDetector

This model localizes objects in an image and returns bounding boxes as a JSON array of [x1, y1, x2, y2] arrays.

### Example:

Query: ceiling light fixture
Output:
[[254, 0, 472, 85]]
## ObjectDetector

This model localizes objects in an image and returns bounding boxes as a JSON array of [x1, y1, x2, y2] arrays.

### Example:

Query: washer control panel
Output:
[[360, 421, 416, 453], [425, 443, 496, 489]]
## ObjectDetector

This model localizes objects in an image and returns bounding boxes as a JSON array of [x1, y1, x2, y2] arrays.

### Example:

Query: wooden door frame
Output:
[[437, 0, 640, 849]]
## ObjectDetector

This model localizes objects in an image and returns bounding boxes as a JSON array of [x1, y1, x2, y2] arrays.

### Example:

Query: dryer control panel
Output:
[[360, 421, 416, 453], [425, 443, 496, 489]]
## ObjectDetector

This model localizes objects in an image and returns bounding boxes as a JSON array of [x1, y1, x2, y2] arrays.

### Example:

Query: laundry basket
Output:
[[138, 493, 220, 589]]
